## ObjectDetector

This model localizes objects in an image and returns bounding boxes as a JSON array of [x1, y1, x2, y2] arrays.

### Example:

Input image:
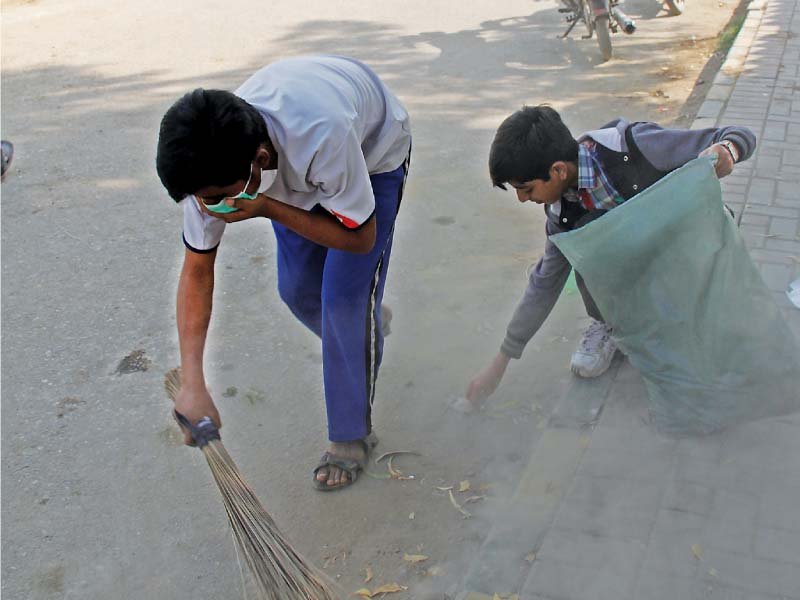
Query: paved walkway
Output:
[[461, 0, 800, 597]]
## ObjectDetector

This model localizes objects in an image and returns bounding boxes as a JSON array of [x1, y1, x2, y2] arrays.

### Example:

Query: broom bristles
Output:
[[165, 368, 339, 600]]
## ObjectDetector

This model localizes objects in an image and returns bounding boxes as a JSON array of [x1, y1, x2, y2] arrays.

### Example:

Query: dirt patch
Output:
[[56, 396, 85, 418], [114, 349, 151, 375]]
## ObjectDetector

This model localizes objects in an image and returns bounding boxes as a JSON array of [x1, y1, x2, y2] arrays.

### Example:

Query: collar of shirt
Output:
[[574, 140, 624, 210]]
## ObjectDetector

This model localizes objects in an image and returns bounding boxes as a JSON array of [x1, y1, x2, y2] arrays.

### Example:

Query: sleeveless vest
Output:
[[547, 123, 673, 230]]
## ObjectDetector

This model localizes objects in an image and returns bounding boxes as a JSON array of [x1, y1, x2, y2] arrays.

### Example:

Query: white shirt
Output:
[[181, 55, 411, 252]]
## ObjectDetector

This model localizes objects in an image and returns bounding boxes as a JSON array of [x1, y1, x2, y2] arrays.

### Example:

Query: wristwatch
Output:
[[719, 139, 740, 163]]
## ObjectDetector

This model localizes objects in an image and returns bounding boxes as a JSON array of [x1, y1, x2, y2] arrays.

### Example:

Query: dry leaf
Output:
[[354, 583, 408, 597], [372, 583, 408, 594], [387, 455, 414, 480], [403, 553, 429, 563], [459, 480, 471, 493], [709, 568, 718, 577], [375, 450, 420, 464], [448, 489, 472, 518], [525, 552, 537, 563], [464, 495, 486, 504], [364, 566, 373, 583], [691, 544, 703, 560], [478, 483, 492, 492]]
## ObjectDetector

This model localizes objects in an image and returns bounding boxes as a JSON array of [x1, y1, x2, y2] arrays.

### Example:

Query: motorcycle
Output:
[[559, 0, 637, 61], [664, 0, 685, 15]]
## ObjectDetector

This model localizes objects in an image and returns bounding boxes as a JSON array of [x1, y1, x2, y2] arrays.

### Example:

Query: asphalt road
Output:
[[1, 0, 741, 597]]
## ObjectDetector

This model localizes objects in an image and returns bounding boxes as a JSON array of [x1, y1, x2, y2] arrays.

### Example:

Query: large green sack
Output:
[[551, 157, 800, 435]]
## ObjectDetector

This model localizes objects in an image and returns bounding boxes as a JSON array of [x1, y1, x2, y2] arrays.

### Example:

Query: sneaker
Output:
[[570, 319, 617, 378]]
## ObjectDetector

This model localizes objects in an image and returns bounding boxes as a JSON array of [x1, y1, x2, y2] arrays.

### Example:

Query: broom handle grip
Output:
[[174, 411, 221, 447]]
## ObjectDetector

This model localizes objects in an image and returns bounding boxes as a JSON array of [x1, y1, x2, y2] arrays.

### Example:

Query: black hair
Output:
[[488, 105, 579, 189], [156, 89, 269, 201]]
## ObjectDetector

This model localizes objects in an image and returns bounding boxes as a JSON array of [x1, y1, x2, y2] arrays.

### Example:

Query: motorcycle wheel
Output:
[[595, 15, 612, 61], [664, 0, 685, 15]]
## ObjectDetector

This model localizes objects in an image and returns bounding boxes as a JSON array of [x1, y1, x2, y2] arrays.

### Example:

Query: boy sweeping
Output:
[[465, 105, 755, 407], [157, 55, 411, 490]]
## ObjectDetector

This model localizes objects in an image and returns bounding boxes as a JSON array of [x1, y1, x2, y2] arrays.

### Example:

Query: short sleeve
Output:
[[181, 195, 226, 252], [311, 129, 375, 229]]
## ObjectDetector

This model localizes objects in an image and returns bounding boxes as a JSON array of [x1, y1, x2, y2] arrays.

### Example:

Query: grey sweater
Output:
[[500, 119, 757, 359]]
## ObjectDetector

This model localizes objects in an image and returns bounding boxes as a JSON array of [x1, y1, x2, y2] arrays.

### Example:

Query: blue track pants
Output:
[[272, 160, 407, 442]]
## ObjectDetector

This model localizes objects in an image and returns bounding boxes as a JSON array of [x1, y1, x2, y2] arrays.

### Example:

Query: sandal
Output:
[[1, 141, 14, 182], [313, 432, 378, 491]]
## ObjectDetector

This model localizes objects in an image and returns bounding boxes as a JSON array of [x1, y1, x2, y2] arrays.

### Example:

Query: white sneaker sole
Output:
[[570, 349, 617, 378]]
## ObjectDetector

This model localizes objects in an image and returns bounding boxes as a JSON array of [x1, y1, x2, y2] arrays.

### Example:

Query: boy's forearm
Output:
[[177, 249, 215, 389], [264, 197, 376, 253], [502, 234, 572, 359], [631, 122, 757, 172]]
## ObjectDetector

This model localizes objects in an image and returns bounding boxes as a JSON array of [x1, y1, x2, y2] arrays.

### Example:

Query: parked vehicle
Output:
[[664, 0, 685, 15], [559, 0, 636, 61]]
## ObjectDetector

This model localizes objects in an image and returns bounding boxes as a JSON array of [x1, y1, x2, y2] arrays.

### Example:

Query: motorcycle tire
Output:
[[595, 15, 612, 61], [664, 0, 685, 15]]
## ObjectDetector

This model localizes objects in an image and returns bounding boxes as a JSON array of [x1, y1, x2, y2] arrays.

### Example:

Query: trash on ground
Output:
[[691, 544, 703, 560], [387, 456, 414, 480], [448, 489, 472, 518], [355, 583, 408, 597], [464, 495, 485, 504], [403, 553, 429, 563], [376, 450, 420, 464]]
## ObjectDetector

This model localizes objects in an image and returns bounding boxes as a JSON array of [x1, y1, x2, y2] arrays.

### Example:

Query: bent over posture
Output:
[[466, 105, 755, 407], [157, 56, 411, 490]]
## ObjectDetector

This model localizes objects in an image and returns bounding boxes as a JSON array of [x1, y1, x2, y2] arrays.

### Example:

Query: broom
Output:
[[164, 368, 339, 600]]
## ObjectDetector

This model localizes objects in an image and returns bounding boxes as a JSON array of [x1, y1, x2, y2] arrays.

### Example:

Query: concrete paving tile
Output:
[[633, 569, 702, 600], [703, 516, 757, 555], [551, 475, 663, 542], [537, 529, 646, 569], [575, 443, 674, 483], [661, 479, 716, 516], [522, 556, 639, 600], [710, 489, 761, 526], [759, 262, 794, 291], [757, 479, 800, 533], [671, 452, 767, 495], [753, 525, 800, 566], [640, 509, 705, 577], [700, 547, 800, 598], [588, 421, 677, 456], [768, 218, 798, 237]]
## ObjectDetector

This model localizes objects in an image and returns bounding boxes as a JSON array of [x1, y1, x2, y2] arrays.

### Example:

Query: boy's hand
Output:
[[465, 352, 511, 409], [173, 384, 221, 446], [197, 193, 276, 223], [699, 143, 736, 179]]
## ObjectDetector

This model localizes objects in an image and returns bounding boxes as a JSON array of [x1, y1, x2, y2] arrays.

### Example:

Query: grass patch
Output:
[[717, 3, 749, 53]]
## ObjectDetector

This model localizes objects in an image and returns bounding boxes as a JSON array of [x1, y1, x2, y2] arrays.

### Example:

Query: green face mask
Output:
[[203, 163, 257, 214]]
